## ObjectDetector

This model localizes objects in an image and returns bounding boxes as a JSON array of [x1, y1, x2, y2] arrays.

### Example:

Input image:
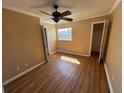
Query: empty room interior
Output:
[[2, 0, 122, 93]]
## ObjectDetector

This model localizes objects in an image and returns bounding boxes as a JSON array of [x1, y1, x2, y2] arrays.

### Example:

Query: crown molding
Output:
[[109, 0, 121, 14], [56, 13, 108, 25], [3, 2, 118, 25], [3, 5, 57, 24], [2, 6, 108, 25], [3, 5, 40, 18]]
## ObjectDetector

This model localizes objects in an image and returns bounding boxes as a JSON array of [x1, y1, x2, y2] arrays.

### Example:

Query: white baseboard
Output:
[[2, 87, 4, 93], [3, 61, 46, 86], [57, 50, 90, 57], [49, 50, 57, 54], [104, 63, 114, 93]]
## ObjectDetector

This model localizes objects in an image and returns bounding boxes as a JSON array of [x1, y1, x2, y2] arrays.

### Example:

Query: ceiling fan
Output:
[[40, 4, 73, 23]]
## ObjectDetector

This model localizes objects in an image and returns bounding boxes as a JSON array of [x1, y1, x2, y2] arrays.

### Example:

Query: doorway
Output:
[[90, 21, 105, 62]]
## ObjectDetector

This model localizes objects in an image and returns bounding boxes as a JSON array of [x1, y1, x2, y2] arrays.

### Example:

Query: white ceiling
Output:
[[3, 0, 116, 24]]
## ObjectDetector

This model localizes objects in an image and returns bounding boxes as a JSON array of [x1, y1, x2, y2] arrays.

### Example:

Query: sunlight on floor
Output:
[[61, 56, 80, 64]]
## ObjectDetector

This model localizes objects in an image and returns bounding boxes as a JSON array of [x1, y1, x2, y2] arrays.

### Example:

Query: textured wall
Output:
[[105, 2, 122, 93], [56, 16, 107, 55], [3, 8, 45, 82]]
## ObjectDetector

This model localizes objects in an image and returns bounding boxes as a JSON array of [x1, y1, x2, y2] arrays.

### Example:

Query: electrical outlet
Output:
[[17, 67, 20, 71], [25, 64, 28, 67], [112, 75, 114, 80]]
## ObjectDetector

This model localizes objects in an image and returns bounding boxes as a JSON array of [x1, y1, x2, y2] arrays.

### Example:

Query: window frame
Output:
[[57, 28, 72, 41]]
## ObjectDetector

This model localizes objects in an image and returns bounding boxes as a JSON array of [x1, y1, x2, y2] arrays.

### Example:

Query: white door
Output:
[[99, 20, 109, 62], [40, 26, 49, 62]]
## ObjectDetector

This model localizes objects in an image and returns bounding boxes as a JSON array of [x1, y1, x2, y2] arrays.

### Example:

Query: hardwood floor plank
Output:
[[4, 52, 109, 93]]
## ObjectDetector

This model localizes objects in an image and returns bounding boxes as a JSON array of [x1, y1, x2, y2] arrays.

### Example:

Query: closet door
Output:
[[99, 20, 109, 62]]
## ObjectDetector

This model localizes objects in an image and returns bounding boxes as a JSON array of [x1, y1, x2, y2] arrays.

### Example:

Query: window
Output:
[[58, 28, 72, 41]]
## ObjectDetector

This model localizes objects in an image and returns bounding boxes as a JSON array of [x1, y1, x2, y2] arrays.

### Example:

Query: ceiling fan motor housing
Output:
[[52, 11, 61, 18], [52, 11, 62, 23]]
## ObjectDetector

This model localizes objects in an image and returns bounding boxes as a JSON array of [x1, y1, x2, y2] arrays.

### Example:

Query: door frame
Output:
[[40, 26, 49, 62], [89, 20, 106, 61], [43, 28, 49, 55]]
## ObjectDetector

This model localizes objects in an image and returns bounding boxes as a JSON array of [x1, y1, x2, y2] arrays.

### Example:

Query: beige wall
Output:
[[105, 2, 122, 93], [41, 23, 57, 53], [56, 16, 107, 55], [3, 8, 45, 82]]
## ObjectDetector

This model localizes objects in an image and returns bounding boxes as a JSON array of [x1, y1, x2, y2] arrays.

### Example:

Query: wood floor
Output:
[[4, 52, 109, 93]]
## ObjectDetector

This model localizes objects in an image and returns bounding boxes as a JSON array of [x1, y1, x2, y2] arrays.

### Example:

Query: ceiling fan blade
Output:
[[62, 17, 73, 21], [40, 10, 52, 16], [61, 10, 72, 16]]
